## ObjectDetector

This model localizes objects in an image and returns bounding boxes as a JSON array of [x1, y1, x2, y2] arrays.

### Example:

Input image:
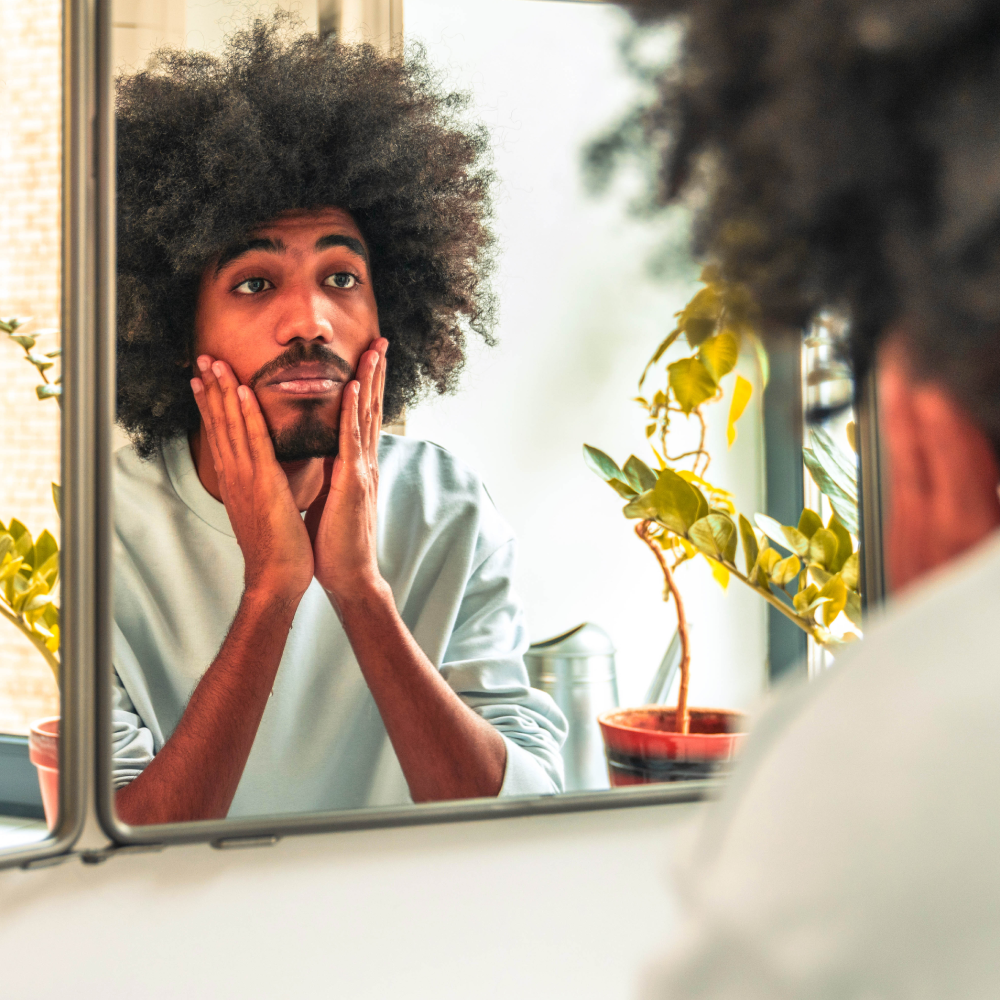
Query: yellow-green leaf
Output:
[[818, 574, 848, 626], [754, 514, 810, 556], [626, 468, 704, 535], [639, 328, 683, 387], [698, 331, 739, 383], [623, 455, 658, 493], [809, 528, 839, 571], [844, 589, 863, 627], [841, 551, 860, 591], [608, 477, 639, 500], [707, 556, 730, 590], [827, 512, 853, 573], [738, 514, 759, 576], [689, 513, 737, 562], [677, 286, 721, 347], [668, 357, 717, 414], [726, 374, 753, 447], [771, 554, 801, 587], [797, 508, 823, 539], [52, 483, 61, 516]]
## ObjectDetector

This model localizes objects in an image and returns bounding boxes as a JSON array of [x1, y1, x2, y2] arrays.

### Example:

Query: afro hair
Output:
[[592, 0, 1000, 448], [115, 15, 496, 457]]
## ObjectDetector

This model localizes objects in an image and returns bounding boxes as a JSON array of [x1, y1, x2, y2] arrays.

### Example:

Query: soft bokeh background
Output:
[[404, 0, 768, 709]]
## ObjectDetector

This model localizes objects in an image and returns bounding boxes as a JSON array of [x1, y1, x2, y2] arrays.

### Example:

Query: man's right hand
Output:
[[191, 356, 314, 602]]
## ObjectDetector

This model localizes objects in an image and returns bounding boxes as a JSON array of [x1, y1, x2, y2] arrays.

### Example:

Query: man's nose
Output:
[[275, 286, 335, 345]]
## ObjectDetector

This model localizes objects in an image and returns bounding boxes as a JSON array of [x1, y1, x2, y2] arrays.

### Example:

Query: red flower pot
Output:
[[598, 706, 747, 786], [28, 716, 59, 829]]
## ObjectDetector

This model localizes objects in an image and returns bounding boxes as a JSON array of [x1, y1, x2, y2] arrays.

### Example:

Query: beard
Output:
[[269, 402, 340, 463]]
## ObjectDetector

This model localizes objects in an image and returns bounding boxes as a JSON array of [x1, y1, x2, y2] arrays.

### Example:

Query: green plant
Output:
[[0, 317, 62, 681], [585, 270, 861, 734]]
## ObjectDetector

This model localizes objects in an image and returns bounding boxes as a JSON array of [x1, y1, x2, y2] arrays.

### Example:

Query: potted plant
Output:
[[584, 268, 861, 785], [1, 316, 62, 824]]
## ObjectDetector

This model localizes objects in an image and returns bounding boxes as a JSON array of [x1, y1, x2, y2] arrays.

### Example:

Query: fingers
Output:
[[371, 339, 387, 457], [237, 383, 279, 470], [339, 380, 363, 465]]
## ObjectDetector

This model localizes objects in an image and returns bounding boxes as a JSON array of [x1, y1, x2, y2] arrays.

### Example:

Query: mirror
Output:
[[105, 0, 866, 836], [0, 0, 65, 851]]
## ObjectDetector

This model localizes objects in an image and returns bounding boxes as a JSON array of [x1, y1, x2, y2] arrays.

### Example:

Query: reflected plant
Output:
[[0, 317, 61, 680], [584, 271, 861, 734]]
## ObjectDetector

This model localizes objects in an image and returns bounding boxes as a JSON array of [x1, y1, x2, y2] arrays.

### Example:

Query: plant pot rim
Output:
[[28, 715, 60, 770], [598, 705, 747, 736]]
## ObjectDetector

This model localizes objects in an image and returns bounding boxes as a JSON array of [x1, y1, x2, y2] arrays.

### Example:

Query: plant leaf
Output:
[[827, 512, 853, 573], [668, 357, 717, 414], [771, 554, 802, 587], [623, 455, 658, 493], [841, 550, 860, 591], [802, 448, 859, 534], [36, 384, 61, 400], [639, 328, 682, 387], [797, 508, 823, 539], [608, 477, 639, 499], [707, 556, 730, 590], [637, 468, 705, 535], [677, 286, 721, 347], [738, 513, 759, 576], [52, 483, 61, 516], [844, 589, 863, 627], [689, 512, 737, 562], [754, 514, 809, 556], [726, 374, 753, 447], [583, 445, 623, 483], [698, 331, 739, 383], [818, 574, 848, 626], [808, 528, 839, 571]]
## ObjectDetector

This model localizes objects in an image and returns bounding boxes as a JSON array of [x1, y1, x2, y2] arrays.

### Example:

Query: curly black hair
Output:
[[116, 15, 496, 457], [593, 0, 1000, 447]]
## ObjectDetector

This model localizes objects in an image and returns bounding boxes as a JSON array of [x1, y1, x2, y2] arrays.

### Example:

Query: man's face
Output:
[[194, 207, 379, 462]]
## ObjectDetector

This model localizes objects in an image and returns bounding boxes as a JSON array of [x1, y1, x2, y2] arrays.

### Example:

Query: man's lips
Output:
[[260, 364, 346, 395]]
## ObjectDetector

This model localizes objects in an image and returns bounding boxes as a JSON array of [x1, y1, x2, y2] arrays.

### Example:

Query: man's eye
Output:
[[234, 277, 273, 295], [324, 272, 357, 289]]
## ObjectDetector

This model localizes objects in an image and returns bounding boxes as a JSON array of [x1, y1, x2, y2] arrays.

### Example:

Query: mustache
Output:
[[247, 341, 354, 391]]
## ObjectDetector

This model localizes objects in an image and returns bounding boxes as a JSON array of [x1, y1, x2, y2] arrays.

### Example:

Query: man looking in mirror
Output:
[[597, 0, 1000, 995], [110, 20, 566, 824]]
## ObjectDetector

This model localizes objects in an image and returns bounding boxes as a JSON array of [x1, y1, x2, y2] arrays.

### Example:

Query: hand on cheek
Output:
[[307, 337, 389, 606], [191, 354, 315, 603]]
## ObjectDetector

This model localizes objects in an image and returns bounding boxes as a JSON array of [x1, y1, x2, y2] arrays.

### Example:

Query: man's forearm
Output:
[[115, 587, 298, 825], [334, 581, 507, 803]]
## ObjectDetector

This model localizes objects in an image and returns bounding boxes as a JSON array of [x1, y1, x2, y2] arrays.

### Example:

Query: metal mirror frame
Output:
[[0, 0, 102, 871], [90, 0, 885, 851]]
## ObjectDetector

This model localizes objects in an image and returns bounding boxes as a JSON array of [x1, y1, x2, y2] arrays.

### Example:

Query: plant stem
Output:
[[0, 599, 59, 681], [637, 520, 691, 734]]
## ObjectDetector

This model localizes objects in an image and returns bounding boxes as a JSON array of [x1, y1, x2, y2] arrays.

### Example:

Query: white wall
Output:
[[0, 801, 702, 998], [405, 0, 768, 710]]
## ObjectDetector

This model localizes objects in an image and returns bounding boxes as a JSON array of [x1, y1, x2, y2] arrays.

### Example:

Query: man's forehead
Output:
[[251, 206, 363, 241]]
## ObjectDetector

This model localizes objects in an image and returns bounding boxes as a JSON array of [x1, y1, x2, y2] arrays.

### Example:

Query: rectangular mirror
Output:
[[100, 0, 872, 845]]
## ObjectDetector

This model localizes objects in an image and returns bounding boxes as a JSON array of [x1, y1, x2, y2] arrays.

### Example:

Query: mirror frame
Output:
[[0, 0, 103, 871], [91, 0, 884, 851]]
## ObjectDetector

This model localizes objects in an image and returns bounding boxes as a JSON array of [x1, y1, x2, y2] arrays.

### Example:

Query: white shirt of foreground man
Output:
[[111, 433, 567, 816], [644, 349, 1000, 997]]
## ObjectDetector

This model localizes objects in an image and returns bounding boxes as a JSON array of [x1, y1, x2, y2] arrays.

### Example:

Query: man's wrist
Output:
[[322, 573, 394, 619]]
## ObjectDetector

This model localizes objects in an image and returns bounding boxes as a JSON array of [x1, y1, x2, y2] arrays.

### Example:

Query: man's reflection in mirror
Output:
[[111, 19, 567, 824]]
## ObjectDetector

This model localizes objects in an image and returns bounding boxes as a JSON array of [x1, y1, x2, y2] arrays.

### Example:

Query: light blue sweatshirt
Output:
[[110, 433, 567, 817]]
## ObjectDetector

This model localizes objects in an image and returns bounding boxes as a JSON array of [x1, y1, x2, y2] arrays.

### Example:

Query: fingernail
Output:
[[197, 356, 210, 372], [190, 378, 202, 394], [212, 361, 224, 377], [237, 385, 248, 401]]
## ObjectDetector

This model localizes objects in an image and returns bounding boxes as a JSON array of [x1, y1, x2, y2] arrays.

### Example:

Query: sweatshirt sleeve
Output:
[[439, 537, 568, 796]]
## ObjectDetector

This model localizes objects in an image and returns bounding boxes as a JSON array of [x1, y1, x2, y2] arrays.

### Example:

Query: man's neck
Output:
[[188, 428, 325, 512]]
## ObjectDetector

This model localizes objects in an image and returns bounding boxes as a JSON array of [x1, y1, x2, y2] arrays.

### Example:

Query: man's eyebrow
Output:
[[315, 233, 369, 265], [214, 237, 286, 276]]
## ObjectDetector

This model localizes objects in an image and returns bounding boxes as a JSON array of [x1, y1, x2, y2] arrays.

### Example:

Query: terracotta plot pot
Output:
[[28, 716, 59, 829], [598, 706, 747, 786]]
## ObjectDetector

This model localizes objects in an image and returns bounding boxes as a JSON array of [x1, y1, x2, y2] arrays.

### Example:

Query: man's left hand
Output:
[[307, 337, 389, 607]]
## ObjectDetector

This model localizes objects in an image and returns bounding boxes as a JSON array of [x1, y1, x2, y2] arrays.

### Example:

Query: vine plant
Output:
[[0, 317, 62, 681], [585, 268, 861, 735]]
